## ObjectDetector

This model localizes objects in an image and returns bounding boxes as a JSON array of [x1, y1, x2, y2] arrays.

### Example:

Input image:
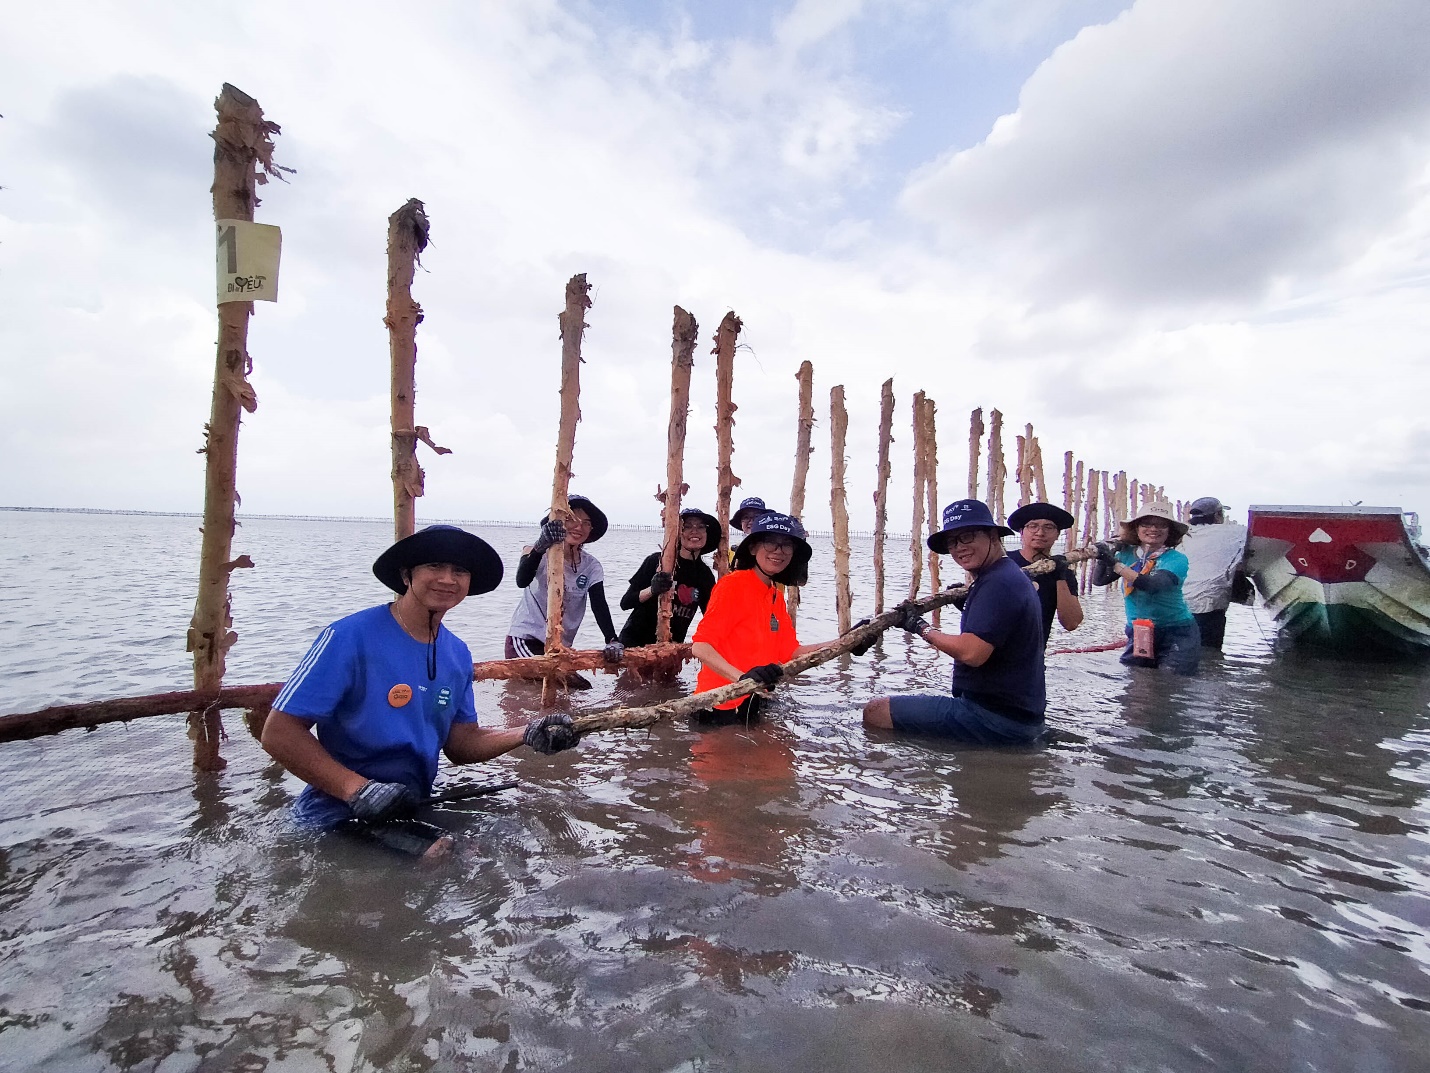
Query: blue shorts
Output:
[[1120, 620, 1201, 676], [888, 694, 1046, 745]]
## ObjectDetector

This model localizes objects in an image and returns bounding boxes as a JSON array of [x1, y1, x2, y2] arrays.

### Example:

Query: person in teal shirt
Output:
[[1091, 501, 1201, 675]]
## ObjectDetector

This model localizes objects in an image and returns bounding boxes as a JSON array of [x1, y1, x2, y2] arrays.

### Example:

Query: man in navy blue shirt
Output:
[[863, 499, 1047, 745]]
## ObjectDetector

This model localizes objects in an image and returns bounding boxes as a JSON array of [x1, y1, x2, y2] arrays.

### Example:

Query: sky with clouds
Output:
[[3, 0, 1429, 532]]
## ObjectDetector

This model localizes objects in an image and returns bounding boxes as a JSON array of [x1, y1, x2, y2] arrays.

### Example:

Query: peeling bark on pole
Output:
[[830, 385, 853, 635], [1062, 451, 1075, 514], [188, 84, 281, 772], [1015, 434, 1028, 509], [1031, 437, 1049, 504], [1129, 479, 1140, 519], [546, 274, 591, 653], [787, 360, 814, 624], [921, 396, 941, 618], [1081, 468, 1100, 594], [712, 313, 743, 578], [987, 409, 1006, 524], [1068, 457, 1083, 556], [967, 407, 984, 498], [872, 378, 894, 615], [387, 198, 445, 542], [657, 307, 699, 643], [908, 390, 926, 602]]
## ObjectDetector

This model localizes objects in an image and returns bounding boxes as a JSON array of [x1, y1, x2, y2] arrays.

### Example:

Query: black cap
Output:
[[373, 525, 504, 595]]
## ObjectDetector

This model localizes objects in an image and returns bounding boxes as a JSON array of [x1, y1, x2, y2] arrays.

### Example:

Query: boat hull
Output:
[[1246, 505, 1430, 654]]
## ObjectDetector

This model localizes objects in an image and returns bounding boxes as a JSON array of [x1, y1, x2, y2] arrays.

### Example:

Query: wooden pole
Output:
[[1129, 479, 1140, 519], [787, 360, 815, 625], [1082, 468, 1100, 594], [1062, 451, 1074, 515], [1030, 436, 1049, 504], [713, 312, 743, 578], [987, 409, 1006, 523], [657, 307, 699, 643], [967, 407, 984, 498], [922, 395, 941, 624], [872, 378, 895, 615], [830, 385, 853, 635], [188, 84, 281, 772], [908, 390, 927, 601], [1068, 458, 1084, 556], [386, 199, 448, 542], [1015, 434, 1028, 508], [545, 274, 591, 653]]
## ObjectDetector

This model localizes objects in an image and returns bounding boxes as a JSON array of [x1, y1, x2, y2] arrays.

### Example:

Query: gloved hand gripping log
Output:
[[565, 547, 1098, 736]]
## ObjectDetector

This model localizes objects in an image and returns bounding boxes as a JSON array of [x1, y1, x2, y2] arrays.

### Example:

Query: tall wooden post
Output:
[[1030, 437, 1049, 504], [1015, 434, 1028, 508], [545, 274, 591, 653], [967, 407, 984, 498], [713, 312, 743, 578], [387, 199, 448, 542], [658, 307, 699, 643], [1067, 457, 1083, 555], [872, 378, 895, 615], [787, 361, 815, 625], [987, 409, 1006, 523], [830, 386, 852, 635], [1129, 479, 1140, 519], [1081, 468, 1101, 594], [189, 84, 280, 772], [922, 396, 941, 625], [908, 390, 927, 601]]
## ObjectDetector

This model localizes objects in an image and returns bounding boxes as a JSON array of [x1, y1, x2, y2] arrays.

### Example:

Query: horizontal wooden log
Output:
[[472, 643, 692, 681], [0, 683, 284, 744]]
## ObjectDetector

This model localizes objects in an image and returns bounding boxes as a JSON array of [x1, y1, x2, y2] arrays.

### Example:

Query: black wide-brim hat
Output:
[[680, 507, 722, 555], [928, 499, 1014, 554], [373, 524, 505, 595], [730, 496, 767, 530], [541, 494, 608, 543], [1007, 502, 1076, 532], [734, 511, 813, 568]]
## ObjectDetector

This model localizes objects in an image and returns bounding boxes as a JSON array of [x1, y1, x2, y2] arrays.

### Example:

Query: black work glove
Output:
[[648, 571, 674, 596], [602, 640, 625, 663], [349, 780, 419, 824], [740, 663, 784, 689], [894, 601, 930, 636], [524, 713, 579, 754], [1093, 541, 1118, 567], [533, 520, 567, 554], [847, 617, 876, 657], [942, 583, 969, 611]]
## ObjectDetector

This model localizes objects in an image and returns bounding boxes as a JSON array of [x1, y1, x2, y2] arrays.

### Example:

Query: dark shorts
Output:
[[695, 694, 764, 727], [888, 694, 1046, 745], [1120, 620, 1201, 675], [1193, 610, 1227, 649], [505, 636, 545, 659], [338, 817, 451, 858]]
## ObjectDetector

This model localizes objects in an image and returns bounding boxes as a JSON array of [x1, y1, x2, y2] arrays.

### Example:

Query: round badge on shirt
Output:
[[388, 683, 413, 707]]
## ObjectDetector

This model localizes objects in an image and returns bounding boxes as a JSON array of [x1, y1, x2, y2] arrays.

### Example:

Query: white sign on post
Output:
[[216, 220, 282, 304]]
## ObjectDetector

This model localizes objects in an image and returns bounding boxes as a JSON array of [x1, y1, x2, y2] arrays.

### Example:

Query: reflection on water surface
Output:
[[1, 512, 1427, 1071]]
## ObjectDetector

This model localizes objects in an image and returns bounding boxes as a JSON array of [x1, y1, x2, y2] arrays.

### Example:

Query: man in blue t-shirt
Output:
[[863, 499, 1047, 745], [261, 525, 580, 859]]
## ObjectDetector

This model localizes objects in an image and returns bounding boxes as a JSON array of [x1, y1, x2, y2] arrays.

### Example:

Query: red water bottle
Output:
[[1132, 619, 1155, 659]]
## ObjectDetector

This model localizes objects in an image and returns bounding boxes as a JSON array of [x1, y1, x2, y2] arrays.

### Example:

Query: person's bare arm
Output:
[[918, 626, 996, 666], [261, 709, 368, 803], [1056, 580, 1084, 632], [692, 640, 745, 683], [443, 722, 528, 765]]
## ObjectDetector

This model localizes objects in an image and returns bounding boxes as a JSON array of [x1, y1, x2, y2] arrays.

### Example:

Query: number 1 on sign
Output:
[[217, 224, 238, 274]]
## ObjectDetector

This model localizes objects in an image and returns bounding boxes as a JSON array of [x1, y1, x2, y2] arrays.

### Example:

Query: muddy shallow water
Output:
[[1, 510, 1427, 1071]]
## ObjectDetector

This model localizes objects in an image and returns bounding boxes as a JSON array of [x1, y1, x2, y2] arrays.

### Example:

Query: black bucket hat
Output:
[[1007, 502, 1076, 532], [542, 494, 608, 543], [734, 511, 813, 575], [730, 496, 768, 530], [373, 524, 504, 596], [928, 499, 1014, 554], [679, 507, 721, 555]]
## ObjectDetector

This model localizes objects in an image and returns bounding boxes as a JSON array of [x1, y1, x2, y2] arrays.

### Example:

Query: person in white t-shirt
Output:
[[505, 494, 623, 688], [1180, 497, 1250, 650]]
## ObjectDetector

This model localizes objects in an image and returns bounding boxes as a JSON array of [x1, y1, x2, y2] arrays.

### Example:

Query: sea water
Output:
[[0, 509, 1427, 1072]]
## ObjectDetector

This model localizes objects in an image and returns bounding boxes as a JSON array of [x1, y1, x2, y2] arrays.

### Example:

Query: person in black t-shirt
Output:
[[1006, 503, 1083, 645], [863, 499, 1047, 745], [617, 508, 719, 646]]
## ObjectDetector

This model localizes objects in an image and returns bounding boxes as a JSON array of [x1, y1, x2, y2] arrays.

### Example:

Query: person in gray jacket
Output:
[[1180, 497, 1250, 649]]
